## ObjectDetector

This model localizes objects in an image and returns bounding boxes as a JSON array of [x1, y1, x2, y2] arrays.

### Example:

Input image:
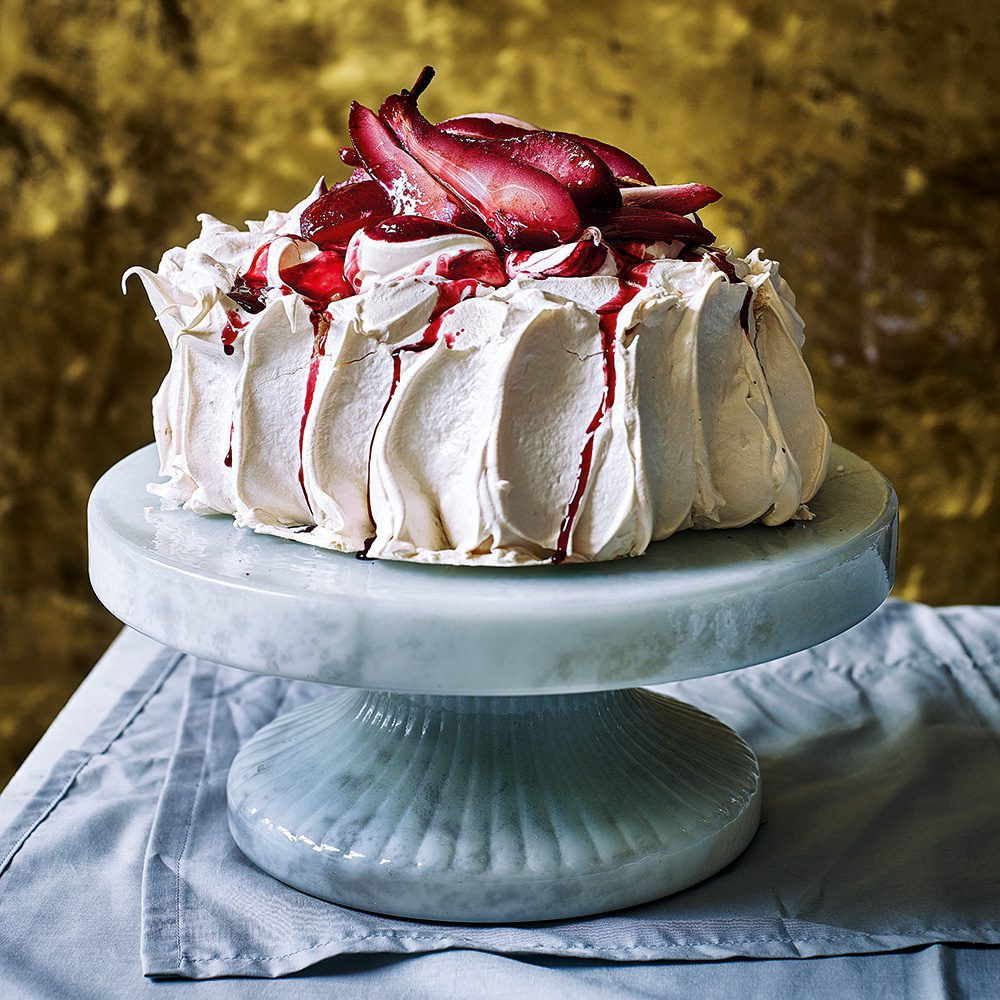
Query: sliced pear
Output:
[[478, 132, 621, 215], [349, 101, 483, 231], [299, 181, 393, 249], [620, 183, 722, 214], [380, 82, 581, 249], [595, 206, 714, 244]]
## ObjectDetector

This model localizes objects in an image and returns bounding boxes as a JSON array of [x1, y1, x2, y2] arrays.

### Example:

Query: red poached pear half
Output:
[[349, 101, 484, 232], [379, 70, 583, 250], [440, 115, 656, 186], [593, 206, 715, 244], [475, 132, 621, 215], [438, 114, 536, 141], [620, 183, 722, 215], [339, 145, 363, 167], [364, 216, 484, 242], [563, 134, 655, 186], [346, 166, 372, 184]]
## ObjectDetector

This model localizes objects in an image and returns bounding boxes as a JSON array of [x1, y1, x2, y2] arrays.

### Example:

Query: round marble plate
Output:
[[89, 444, 897, 695]]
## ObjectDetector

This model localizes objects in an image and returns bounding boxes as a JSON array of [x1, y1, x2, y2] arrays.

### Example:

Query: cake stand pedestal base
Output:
[[227, 687, 762, 923]]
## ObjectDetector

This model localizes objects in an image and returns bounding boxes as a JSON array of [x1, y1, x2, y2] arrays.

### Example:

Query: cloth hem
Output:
[[0, 648, 183, 879], [148, 926, 1000, 980]]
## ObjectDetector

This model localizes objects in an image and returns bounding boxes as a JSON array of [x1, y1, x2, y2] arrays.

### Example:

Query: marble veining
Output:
[[227, 688, 762, 921], [88, 444, 897, 694]]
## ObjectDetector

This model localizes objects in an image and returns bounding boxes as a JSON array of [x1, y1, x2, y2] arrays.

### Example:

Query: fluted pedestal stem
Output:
[[228, 687, 761, 922]]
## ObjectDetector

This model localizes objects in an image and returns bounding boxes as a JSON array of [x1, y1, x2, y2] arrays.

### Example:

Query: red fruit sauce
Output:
[[367, 216, 482, 243], [357, 278, 479, 559], [505, 237, 608, 280], [221, 310, 248, 355], [552, 260, 654, 564], [224, 422, 234, 468]]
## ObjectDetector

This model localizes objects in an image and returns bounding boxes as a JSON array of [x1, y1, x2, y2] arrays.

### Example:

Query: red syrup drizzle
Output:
[[228, 235, 353, 497], [432, 249, 507, 288], [297, 309, 331, 502], [221, 310, 248, 355], [356, 279, 481, 559], [278, 255, 352, 503], [221, 241, 283, 472], [505, 236, 608, 280], [684, 246, 753, 339], [219, 307, 248, 461], [552, 259, 653, 564], [227, 240, 276, 314]]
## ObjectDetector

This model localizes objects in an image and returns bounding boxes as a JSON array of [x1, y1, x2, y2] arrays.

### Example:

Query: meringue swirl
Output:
[[125, 187, 830, 565]]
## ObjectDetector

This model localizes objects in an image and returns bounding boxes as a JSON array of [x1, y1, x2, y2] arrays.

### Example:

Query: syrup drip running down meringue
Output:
[[688, 246, 753, 339], [358, 275, 482, 560], [554, 260, 654, 564], [221, 310, 248, 355], [125, 65, 831, 566], [297, 311, 330, 503]]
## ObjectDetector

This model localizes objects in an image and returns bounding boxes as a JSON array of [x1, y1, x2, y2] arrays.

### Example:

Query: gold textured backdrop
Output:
[[1, 0, 998, 786]]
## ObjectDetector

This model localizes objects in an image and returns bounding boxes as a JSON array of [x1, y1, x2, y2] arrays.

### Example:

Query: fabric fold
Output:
[[0, 649, 182, 880], [136, 602, 1000, 979]]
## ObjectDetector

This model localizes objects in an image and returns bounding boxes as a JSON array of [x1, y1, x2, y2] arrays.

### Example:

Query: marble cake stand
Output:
[[88, 445, 896, 923]]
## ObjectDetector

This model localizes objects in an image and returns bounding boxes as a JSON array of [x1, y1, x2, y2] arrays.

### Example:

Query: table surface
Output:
[[0, 627, 162, 832], [88, 444, 897, 693], [2, 617, 999, 999]]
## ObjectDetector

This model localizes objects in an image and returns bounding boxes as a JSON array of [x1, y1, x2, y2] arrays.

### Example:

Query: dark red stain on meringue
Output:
[[357, 279, 479, 559], [422, 278, 480, 344], [553, 260, 653, 564], [686, 246, 753, 340]]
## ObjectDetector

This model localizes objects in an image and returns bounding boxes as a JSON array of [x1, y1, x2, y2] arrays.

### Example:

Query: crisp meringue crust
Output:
[[125, 191, 831, 566]]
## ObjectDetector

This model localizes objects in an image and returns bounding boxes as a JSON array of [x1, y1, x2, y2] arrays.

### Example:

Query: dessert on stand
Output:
[[124, 67, 831, 568], [99, 69, 896, 921]]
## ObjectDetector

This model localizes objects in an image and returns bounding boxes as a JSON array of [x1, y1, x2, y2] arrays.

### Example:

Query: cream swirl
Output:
[[504, 227, 616, 279], [345, 223, 498, 291]]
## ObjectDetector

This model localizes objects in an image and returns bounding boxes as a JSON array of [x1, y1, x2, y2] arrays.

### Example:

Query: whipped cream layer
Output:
[[126, 189, 830, 565]]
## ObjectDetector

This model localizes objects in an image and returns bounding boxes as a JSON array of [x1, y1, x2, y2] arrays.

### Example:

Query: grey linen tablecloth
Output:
[[2, 601, 999, 997]]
